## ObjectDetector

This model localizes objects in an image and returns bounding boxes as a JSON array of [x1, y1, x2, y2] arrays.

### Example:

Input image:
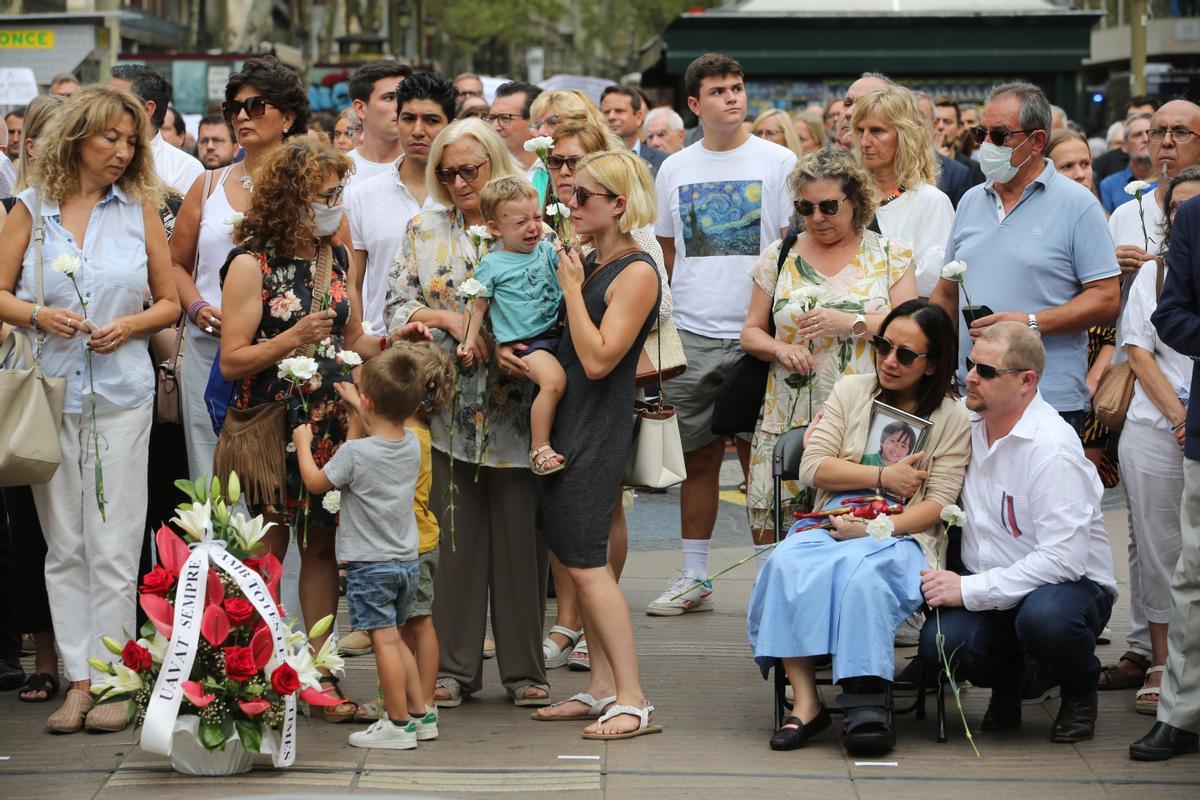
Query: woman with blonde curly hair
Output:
[[0, 85, 178, 734], [383, 118, 552, 709], [850, 86, 954, 296], [529, 89, 610, 137], [752, 108, 806, 159], [218, 135, 364, 723]]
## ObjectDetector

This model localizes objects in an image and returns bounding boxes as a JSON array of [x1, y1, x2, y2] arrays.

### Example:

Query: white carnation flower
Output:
[[336, 350, 362, 368], [523, 136, 555, 152], [941, 260, 967, 281], [547, 202, 571, 218], [321, 490, 341, 514], [278, 356, 318, 382], [866, 515, 895, 542], [225, 211, 245, 226], [1124, 180, 1152, 196], [52, 253, 81, 276], [360, 320, 380, 338], [467, 225, 492, 241], [940, 504, 965, 528], [459, 277, 486, 299]]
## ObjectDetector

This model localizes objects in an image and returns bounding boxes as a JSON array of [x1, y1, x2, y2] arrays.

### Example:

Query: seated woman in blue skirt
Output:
[[747, 299, 970, 755]]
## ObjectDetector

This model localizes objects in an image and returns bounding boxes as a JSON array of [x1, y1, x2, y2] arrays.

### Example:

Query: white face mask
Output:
[[978, 136, 1034, 184], [310, 202, 343, 237]]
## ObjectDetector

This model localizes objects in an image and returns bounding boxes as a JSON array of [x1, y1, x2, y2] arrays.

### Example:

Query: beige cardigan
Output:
[[797, 373, 971, 567]]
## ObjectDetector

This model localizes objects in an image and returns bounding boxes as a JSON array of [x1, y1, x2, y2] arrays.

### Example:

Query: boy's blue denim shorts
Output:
[[345, 560, 420, 631]]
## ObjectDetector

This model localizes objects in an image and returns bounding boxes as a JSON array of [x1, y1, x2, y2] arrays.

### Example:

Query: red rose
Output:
[[121, 640, 152, 672], [270, 662, 300, 695], [223, 645, 257, 682], [139, 565, 174, 596], [243, 557, 263, 574], [224, 597, 255, 626]]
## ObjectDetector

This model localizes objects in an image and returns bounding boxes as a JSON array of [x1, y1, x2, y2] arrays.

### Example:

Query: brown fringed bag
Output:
[[212, 245, 333, 506]]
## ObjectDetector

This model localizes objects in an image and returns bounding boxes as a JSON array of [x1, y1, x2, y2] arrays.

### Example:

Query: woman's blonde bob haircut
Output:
[[849, 85, 938, 191], [552, 120, 623, 155], [794, 110, 826, 150], [425, 118, 522, 209], [529, 90, 609, 132], [752, 108, 805, 159], [575, 150, 657, 233], [32, 85, 163, 207], [14, 93, 66, 193]]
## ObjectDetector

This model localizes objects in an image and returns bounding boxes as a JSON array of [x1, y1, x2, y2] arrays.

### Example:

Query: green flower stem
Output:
[[1135, 191, 1150, 252], [68, 275, 106, 521], [933, 552, 980, 757]]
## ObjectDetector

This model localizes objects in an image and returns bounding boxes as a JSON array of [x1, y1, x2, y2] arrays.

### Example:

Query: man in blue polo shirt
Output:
[[931, 82, 1120, 434]]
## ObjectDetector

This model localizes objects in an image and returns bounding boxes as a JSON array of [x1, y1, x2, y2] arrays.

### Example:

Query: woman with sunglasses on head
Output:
[[748, 299, 969, 755], [849, 86, 954, 298], [534, 120, 674, 675], [501, 150, 663, 739], [740, 148, 917, 568], [171, 55, 310, 482], [218, 136, 360, 722], [383, 119, 552, 709], [333, 108, 362, 154]]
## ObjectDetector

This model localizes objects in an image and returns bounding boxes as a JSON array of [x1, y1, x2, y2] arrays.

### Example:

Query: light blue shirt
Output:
[[473, 239, 561, 344], [945, 159, 1119, 412], [14, 186, 154, 414], [1098, 164, 1157, 215]]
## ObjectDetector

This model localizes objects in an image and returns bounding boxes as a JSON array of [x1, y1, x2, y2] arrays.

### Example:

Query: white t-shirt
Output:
[[1119, 258, 1192, 431], [874, 183, 954, 297], [654, 136, 796, 338], [150, 131, 204, 196], [1108, 188, 1166, 251], [346, 156, 439, 331], [346, 148, 400, 191]]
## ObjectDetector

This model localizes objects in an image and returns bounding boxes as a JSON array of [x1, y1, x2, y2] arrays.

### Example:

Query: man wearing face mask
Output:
[[931, 82, 1120, 437]]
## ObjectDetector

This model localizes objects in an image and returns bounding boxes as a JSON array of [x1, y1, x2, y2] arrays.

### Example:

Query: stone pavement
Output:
[[3, 470, 1200, 798]]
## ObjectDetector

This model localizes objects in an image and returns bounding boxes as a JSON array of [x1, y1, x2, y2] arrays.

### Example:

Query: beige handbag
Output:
[[0, 194, 67, 486], [1094, 259, 1165, 432], [624, 328, 686, 489]]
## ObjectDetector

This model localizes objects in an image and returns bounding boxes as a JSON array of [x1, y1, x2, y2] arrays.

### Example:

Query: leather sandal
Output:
[[19, 672, 59, 703], [47, 688, 94, 734], [1098, 650, 1150, 690], [542, 625, 583, 669], [531, 692, 616, 721], [581, 703, 663, 740], [1135, 666, 1165, 715], [510, 683, 552, 707], [530, 444, 566, 476], [318, 675, 357, 723], [434, 677, 464, 708]]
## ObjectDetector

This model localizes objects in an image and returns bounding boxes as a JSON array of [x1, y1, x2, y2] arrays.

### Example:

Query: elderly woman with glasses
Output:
[[333, 108, 361, 153], [748, 299, 970, 755], [740, 148, 917, 559], [383, 118, 551, 709]]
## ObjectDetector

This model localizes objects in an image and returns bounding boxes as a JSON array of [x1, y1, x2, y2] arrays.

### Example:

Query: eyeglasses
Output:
[[794, 197, 847, 217], [222, 96, 273, 122], [315, 184, 345, 208], [482, 113, 526, 129], [531, 114, 565, 131], [871, 335, 928, 367], [753, 128, 784, 140], [966, 358, 1026, 380], [1149, 126, 1198, 144], [545, 155, 583, 171], [572, 186, 615, 206], [969, 126, 1036, 146], [333, 127, 359, 139], [435, 159, 489, 184]]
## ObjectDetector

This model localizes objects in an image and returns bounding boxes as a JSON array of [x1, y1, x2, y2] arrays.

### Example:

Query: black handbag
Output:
[[711, 229, 797, 436]]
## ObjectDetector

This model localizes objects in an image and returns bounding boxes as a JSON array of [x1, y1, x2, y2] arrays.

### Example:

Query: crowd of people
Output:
[[0, 51, 1198, 764]]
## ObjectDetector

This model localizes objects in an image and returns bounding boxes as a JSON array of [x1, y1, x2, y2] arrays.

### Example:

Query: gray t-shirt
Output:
[[322, 434, 420, 563]]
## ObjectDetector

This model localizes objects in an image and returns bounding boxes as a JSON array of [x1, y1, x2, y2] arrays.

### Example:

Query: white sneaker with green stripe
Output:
[[414, 706, 438, 740], [349, 717, 418, 750]]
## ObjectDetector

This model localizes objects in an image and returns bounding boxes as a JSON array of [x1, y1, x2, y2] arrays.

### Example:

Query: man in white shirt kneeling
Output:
[[918, 321, 1118, 743]]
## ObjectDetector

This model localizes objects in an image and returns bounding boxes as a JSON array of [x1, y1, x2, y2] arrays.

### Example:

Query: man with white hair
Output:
[[644, 107, 686, 155]]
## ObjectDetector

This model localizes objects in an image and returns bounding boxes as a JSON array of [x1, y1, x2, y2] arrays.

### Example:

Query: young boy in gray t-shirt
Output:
[[294, 347, 427, 750]]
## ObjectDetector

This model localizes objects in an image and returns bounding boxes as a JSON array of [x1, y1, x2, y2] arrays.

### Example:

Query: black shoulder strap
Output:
[[867, 215, 882, 234], [769, 230, 800, 337]]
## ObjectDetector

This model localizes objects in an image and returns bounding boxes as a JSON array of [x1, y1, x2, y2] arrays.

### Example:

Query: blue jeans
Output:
[[345, 560, 420, 631], [918, 578, 1114, 698]]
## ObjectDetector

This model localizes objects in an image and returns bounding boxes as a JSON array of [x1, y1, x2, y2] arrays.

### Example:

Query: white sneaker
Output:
[[414, 707, 438, 740], [348, 718, 418, 750], [646, 569, 714, 616], [894, 610, 925, 646]]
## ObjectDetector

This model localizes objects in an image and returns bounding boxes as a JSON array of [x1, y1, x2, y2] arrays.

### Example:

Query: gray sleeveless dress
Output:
[[538, 251, 660, 568]]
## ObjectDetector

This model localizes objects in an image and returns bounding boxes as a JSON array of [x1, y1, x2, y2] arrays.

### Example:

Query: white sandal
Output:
[[542, 625, 584, 669], [530, 692, 616, 721], [1136, 666, 1165, 715], [581, 702, 663, 740], [568, 636, 590, 671]]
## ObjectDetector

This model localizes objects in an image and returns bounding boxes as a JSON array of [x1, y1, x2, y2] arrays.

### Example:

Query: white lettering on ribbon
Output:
[[140, 544, 297, 768]]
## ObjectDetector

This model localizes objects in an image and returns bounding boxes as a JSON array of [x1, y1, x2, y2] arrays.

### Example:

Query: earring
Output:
[[283, 127, 289, 134]]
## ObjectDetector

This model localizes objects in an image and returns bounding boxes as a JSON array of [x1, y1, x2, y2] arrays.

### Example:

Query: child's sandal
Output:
[[530, 445, 566, 476]]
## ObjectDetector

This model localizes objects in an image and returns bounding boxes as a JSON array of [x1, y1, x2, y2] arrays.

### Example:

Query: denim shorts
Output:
[[345, 560, 420, 631]]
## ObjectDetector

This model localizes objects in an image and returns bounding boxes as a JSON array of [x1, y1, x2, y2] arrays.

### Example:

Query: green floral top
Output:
[[384, 207, 533, 467], [749, 229, 913, 436]]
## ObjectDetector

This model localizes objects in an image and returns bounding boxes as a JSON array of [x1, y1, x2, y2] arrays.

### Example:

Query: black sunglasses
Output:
[[572, 186, 615, 206], [545, 155, 583, 171], [794, 197, 847, 217], [966, 358, 1026, 380], [871, 335, 928, 367], [969, 126, 1036, 146], [222, 96, 273, 122], [434, 159, 489, 184]]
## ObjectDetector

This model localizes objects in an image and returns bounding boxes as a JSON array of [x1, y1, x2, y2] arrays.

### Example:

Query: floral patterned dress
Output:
[[745, 230, 913, 532], [384, 207, 533, 467], [226, 245, 352, 528]]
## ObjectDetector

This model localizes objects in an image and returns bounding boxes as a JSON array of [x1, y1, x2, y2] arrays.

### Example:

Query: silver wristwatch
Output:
[[1027, 312, 1039, 332], [29, 304, 42, 330]]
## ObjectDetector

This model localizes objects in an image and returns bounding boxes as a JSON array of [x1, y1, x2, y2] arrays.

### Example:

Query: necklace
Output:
[[240, 173, 253, 191]]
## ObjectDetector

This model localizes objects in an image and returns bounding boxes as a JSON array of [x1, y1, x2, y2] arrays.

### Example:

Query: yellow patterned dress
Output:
[[745, 230, 913, 533]]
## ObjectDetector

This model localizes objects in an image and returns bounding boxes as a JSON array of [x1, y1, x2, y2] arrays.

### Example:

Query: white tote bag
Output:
[[623, 401, 686, 489]]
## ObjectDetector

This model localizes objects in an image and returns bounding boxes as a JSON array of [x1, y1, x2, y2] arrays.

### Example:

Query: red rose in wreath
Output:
[[139, 565, 174, 596], [223, 645, 257, 682], [224, 597, 255, 626], [121, 640, 153, 672], [270, 662, 300, 695]]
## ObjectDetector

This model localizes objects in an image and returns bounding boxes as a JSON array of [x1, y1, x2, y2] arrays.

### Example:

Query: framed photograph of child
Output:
[[860, 401, 932, 469]]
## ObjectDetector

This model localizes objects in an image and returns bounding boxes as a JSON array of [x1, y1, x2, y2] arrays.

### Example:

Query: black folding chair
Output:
[[768, 427, 946, 740]]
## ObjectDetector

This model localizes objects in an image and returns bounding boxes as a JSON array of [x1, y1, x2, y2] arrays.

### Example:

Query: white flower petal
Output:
[[321, 490, 341, 514], [1124, 180, 1152, 196], [940, 260, 967, 281], [865, 515, 895, 541]]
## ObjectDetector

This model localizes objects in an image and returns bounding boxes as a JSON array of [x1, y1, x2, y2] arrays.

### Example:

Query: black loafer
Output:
[[1130, 722, 1200, 761], [1051, 693, 1098, 743], [770, 707, 831, 751], [981, 700, 1022, 731]]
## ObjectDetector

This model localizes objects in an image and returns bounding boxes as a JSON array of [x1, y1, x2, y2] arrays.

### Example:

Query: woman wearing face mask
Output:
[[218, 136, 359, 723]]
